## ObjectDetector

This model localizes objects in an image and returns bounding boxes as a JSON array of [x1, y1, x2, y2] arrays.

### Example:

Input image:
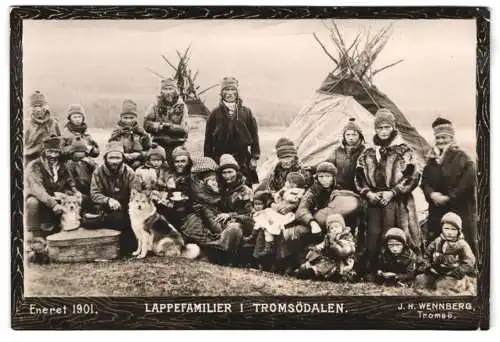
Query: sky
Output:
[[22, 19, 477, 127]]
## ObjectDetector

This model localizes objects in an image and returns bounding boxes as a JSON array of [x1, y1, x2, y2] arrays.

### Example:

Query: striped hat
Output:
[[432, 117, 455, 137], [191, 156, 218, 174], [275, 137, 297, 159]]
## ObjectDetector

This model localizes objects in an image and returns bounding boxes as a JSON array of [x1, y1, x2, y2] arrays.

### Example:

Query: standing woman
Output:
[[355, 108, 423, 279]]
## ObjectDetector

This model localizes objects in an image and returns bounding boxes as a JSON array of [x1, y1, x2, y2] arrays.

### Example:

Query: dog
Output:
[[53, 191, 83, 231], [128, 189, 200, 259], [135, 168, 158, 191]]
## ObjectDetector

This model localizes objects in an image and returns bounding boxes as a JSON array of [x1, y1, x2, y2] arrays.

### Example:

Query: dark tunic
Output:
[[204, 100, 260, 185], [421, 144, 477, 255]]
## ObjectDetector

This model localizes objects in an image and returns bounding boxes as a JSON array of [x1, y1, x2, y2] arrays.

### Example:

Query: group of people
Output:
[[23, 75, 478, 293]]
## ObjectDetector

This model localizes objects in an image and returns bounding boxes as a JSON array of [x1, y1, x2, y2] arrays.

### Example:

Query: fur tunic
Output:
[[25, 157, 75, 209], [143, 97, 189, 146], [24, 116, 61, 162], [355, 134, 422, 256]]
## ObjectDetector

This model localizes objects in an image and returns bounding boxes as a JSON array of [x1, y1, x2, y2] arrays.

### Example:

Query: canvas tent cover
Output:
[[259, 92, 375, 180]]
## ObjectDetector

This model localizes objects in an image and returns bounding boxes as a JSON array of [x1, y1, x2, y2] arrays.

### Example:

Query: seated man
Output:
[[88, 142, 137, 256], [25, 135, 78, 262]]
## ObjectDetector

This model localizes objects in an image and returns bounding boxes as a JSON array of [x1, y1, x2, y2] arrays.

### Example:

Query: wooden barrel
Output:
[[47, 228, 121, 263]]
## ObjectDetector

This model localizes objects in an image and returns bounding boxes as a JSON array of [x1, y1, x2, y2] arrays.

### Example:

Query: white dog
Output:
[[53, 191, 83, 231]]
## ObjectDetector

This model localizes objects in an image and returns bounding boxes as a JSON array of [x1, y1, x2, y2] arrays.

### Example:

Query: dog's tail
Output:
[[181, 243, 201, 260]]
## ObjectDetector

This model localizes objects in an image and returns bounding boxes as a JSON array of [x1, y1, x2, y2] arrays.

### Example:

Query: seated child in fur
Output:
[[376, 227, 417, 286], [252, 173, 307, 259], [65, 136, 97, 212], [294, 214, 356, 281], [415, 212, 476, 295], [134, 143, 171, 204]]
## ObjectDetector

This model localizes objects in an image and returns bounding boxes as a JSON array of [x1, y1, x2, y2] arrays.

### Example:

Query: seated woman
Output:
[[256, 137, 305, 193], [189, 156, 243, 262], [208, 154, 254, 265], [252, 172, 307, 264], [275, 162, 338, 273]]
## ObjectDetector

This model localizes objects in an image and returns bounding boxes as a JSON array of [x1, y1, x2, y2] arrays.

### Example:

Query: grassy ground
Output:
[[25, 256, 420, 297]]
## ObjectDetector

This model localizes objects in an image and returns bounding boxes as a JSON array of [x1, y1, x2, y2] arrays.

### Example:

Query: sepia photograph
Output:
[[10, 6, 490, 330], [21, 17, 479, 297]]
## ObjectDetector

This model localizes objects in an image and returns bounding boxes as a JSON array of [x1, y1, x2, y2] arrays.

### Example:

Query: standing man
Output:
[[204, 76, 260, 186], [421, 117, 478, 255], [24, 90, 61, 165], [143, 77, 189, 169]]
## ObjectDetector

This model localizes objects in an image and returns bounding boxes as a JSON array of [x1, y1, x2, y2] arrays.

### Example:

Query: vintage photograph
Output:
[[21, 17, 479, 298]]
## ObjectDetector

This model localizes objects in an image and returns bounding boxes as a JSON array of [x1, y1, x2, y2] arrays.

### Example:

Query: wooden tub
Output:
[[47, 228, 121, 263]]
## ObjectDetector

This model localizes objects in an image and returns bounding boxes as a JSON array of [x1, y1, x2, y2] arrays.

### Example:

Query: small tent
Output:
[[259, 21, 431, 180]]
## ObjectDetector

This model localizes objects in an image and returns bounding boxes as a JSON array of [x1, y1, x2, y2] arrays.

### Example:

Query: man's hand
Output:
[[379, 191, 395, 206], [429, 192, 441, 205], [159, 122, 171, 131], [434, 253, 447, 264], [52, 204, 65, 215], [366, 191, 381, 205], [310, 221, 322, 234], [249, 158, 258, 170], [435, 194, 450, 206], [215, 213, 231, 224], [192, 203, 204, 214], [108, 198, 122, 211]]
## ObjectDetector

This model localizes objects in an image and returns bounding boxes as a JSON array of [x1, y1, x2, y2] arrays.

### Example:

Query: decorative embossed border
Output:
[[10, 6, 490, 330]]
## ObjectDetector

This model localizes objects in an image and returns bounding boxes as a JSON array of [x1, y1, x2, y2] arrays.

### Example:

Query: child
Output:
[[61, 104, 100, 159], [24, 90, 61, 165], [256, 138, 304, 193], [326, 118, 365, 192], [65, 136, 97, 212], [415, 212, 476, 295], [294, 214, 356, 281], [252, 191, 274, 212], [272, 172, 308, 214], [295, 162, 338, 235], [134, 143, 170, 191], [252, 173, 307, 260], [376, 227, 417, 286], [109, 99, 151, 170]]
